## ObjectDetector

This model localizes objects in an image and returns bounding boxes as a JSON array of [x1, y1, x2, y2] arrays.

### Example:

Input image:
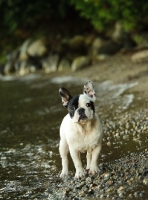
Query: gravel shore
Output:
[[48, 150, 148, 199], [47, 108, 148, 200]]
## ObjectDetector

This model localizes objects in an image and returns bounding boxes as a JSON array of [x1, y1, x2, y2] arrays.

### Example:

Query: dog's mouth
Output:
[[78, 115, 88, 122]]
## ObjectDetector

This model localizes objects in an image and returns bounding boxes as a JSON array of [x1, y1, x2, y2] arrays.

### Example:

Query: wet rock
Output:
[[4, 61, 15, 75], [107, 141, 111, 146], [96, 54, 109, 61], [19, 60, 30, 76], [42, 54, 59, 73], [90, 37, 121, 59], [68, 35, 85, 50], [103, 172, 111, 180], [86, 177, 92, 183], [19, 39, 32, 61], [58, 59, 71, 71], [117, 186, 125, 193], [4, 51, 19, 75], [143, 176, 148, 185], [27, 39, 47, 57], [111, 22, 127, 42], [84, 34, 95, 47], [131, 50, 148, 63], [71, 56, 90, 72]]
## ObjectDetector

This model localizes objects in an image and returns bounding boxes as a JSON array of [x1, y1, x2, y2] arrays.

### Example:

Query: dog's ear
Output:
[[59, 88, 72, 107], [83, 81, 96, 102]]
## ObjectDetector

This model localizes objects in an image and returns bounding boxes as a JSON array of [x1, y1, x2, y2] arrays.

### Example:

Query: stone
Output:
[[19, 39, 32, 61], [71, 56, 90, 72], [19, 60, 30, 76], [98, 40, 121, 55], [58, 59, 71, 71], [112, 22, 128, 42], [131, 50, 148, 63], [90, 37, 121, 59], [4, 50, 19, 75], [42, 54, 59, 73], [143, 176, 148, 185], [68, 35, 85, 50], [27, 39, 47, 57], [4, 61, 15, 75]]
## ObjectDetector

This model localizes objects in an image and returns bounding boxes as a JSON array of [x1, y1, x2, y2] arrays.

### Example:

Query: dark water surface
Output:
[[0, 75, 147, 199]]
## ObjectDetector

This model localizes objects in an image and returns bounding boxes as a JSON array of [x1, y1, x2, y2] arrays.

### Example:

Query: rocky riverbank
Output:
[[1, 21, 148, 79], [49, 150, 148, 199], [46, 108, 148, 200]]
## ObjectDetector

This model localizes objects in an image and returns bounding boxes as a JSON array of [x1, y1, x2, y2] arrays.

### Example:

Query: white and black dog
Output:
[[59, 81, 103, 178]]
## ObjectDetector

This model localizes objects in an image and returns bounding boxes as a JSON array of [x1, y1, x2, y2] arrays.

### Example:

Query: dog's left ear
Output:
[[83, 81, 96, 102], [59, 88, 72, 107]]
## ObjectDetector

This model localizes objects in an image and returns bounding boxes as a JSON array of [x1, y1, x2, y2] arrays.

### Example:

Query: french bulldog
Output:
[[59, 81, 103, 178]]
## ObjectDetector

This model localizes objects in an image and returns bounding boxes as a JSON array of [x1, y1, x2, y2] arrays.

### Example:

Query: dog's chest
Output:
[[71, 131, 99, 153]]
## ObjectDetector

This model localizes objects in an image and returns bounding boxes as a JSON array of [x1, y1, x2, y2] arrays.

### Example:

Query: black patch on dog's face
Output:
[[89, 101, 95, 113], [67, 95, 79, 118]]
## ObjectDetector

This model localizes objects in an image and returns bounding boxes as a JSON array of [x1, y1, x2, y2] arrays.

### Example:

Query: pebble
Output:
[[143, 176, 148, 185]]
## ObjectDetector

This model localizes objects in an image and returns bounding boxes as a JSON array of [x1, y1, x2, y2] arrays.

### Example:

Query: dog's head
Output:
[[59, 81, 96, 123]]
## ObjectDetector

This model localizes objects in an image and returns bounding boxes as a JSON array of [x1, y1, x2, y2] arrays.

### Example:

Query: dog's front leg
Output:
[[59, 139, 69, 177], [86, 152, 92, 170], [89, 145, 101, 174], [69, 148, 84, 178]]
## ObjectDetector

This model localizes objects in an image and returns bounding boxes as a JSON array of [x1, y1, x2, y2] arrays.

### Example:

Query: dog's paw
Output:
[[89, 165, 99, 175], [60, 170, 68, 178], [75, 170, 85, 179]]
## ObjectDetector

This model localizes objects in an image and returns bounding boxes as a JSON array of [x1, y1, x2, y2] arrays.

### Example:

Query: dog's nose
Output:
[[78, 108, 85, 115]]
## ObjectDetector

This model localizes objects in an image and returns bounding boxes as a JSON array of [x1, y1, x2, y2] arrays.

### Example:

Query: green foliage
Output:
[[0, 0, 148, 37], [0, 0, 71, 34], [70, 0, 148, 31]]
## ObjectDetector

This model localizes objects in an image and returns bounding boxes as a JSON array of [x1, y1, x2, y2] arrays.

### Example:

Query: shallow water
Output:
[[0, 74, 147, 199]]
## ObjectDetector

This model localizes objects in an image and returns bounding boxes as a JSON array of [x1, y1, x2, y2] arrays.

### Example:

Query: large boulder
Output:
[[19, 39, 32, 61], [71, 56, 90, 72], [90, 37, 121, 60], [4, 50, 19, 75], [42, 54, 59, 73], [68, 35, 85, 51], [19, 61, 30, 76], [112, 22, 127, 42], [131, 50, 148, 63], [58, 59, 71, 71], [4, 61, 15, 75], [27, 39, 47, 57]]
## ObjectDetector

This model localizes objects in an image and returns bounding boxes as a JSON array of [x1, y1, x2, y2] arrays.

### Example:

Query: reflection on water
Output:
[[0, 74, 147, 199]]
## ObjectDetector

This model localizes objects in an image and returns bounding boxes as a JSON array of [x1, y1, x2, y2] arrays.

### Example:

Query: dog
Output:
[[59, 81, 103, 178]]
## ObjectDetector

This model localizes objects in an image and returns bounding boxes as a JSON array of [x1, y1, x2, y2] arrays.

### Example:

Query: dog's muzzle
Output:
[[78, 108, 87, 121]]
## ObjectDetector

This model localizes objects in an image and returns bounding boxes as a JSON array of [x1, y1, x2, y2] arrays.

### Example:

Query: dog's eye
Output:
[[86, 103, 91, 107], [70, 106, 75, 111]]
